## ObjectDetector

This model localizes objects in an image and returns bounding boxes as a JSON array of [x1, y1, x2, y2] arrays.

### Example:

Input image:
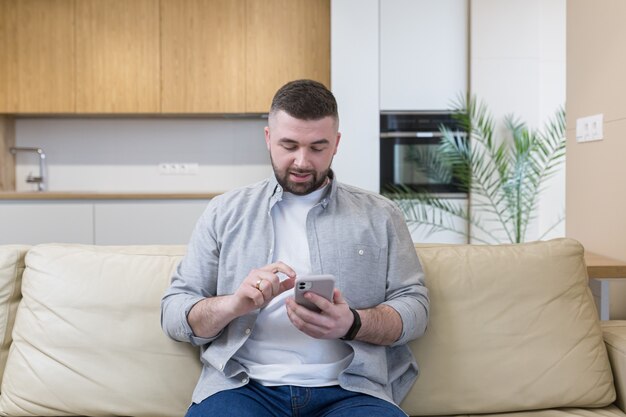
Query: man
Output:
[[161, 79, 429, 416]]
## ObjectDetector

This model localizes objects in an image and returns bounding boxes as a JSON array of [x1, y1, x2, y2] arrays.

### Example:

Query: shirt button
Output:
[[245, 328, 251, 335], [242, 377, 249, 384], [358, 249, 364, 255]]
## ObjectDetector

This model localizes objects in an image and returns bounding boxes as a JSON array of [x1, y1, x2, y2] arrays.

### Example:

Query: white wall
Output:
[[14, 117, 271, 192], [330, 0, 380, 192], [470, 0, 566, 241]]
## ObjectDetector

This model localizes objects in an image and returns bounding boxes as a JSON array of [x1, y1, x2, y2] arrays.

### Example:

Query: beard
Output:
[[270, 155, 331, 196]]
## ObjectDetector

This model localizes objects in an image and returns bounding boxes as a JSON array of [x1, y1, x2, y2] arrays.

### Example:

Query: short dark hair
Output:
[[269, 79, 338, 122]]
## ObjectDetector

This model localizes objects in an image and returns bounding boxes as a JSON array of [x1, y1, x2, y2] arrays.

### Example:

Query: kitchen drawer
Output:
[[94, 200, 209, 245], [0, 202, 94, 245]]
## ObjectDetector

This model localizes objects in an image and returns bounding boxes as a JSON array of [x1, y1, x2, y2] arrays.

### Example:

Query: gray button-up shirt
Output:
[[161, 173, 429, 406]]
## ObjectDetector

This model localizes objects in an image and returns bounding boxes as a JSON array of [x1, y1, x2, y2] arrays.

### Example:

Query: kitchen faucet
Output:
[[9, 147, 47, 191]]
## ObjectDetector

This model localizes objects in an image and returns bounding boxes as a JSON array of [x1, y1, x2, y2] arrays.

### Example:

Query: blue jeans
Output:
[[186, 381, 407, 417]]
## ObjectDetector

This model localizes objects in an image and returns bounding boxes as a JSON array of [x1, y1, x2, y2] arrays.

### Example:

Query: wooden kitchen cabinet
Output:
[[75, 0, 160, 113], [11, 0, 75, 113], [0, 1, 18, 113], [161, 0, 246, 113], [162, 0, 329, 114], [0, 0, 329, 115], [245, 0, 331, 113]]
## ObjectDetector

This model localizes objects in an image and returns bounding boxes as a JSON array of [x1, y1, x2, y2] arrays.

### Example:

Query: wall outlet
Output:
[[576, 114, 604, 143], [158, 163, 199, 175]]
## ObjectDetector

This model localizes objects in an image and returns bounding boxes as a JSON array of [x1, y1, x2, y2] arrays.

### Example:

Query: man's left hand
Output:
[[285, 289, 354, 339]]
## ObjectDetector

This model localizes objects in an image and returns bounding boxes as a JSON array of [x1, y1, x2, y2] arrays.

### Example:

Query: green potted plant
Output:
[[386, 95, 566, 244]]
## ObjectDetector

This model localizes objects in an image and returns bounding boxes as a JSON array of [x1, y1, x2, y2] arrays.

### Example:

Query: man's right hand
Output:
[[231, 262, 297, 315], [187, 262, 296, 339]]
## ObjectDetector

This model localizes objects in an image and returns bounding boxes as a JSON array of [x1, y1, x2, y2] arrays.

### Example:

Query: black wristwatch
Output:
[[341, 307, 361, 341]]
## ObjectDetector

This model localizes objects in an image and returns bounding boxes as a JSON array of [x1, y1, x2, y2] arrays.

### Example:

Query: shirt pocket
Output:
[[338, 244, 386, 308]]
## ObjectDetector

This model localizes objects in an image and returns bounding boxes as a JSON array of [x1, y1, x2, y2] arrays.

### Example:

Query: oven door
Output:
[[380, 132, 467, 195]]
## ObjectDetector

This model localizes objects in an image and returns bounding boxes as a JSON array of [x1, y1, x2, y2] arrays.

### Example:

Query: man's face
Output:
[[265, 110, 341, 195]]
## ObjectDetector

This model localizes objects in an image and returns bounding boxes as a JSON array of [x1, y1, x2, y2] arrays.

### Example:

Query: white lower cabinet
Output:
[[0, 202, 94, 245], [93, 201, 209, 245], [0, 199, 209, 245], [589, 279, 626, 321]]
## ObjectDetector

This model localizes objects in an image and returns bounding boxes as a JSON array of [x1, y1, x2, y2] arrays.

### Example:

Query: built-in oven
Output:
[[379, 111, 467, 196]]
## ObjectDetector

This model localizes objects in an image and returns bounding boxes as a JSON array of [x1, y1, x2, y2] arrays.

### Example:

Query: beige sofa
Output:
[[0, 238, 624, 417]]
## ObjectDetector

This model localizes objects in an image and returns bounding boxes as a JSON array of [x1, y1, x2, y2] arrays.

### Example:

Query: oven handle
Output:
[[380, 132, 466, 138]]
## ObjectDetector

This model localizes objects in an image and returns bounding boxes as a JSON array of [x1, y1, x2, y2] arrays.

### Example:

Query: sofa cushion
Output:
[[401, 238, 615, 415], [0, 244, 201, 417], [0, 245, 29, 389], [601, 321, 626, 413]]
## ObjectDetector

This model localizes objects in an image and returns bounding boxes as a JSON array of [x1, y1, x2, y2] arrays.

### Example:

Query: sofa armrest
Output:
[[602, 321, 626, 412]]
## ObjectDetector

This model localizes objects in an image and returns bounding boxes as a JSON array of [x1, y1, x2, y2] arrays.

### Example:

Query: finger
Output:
[[268, 274, 281, 296], [332, 288, 346, 305], [286, 299, 311, 326], [286, 305, 307, 331], [286, 297, 328, 324], [286, 303, 331, 338], [261, 261, 296, 278], [286, 297, 313, 321], [255, 278, 274, 302], [245, 285, 265, 307], [255, 271, 281, 296], [304, 291, 333, 312], [278, 276, 296, 294]]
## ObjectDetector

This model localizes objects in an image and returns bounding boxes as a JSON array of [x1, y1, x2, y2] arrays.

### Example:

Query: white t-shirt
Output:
[[232, 185, 353, 386]]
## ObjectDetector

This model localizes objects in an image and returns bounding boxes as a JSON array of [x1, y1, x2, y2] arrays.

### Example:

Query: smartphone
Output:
[[294, 274, 335, 312]]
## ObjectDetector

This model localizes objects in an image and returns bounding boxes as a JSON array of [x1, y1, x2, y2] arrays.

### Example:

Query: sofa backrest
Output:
[[0, 244, 201, 417], [0, 245, 29, 388], [401, 238, 616, 415]]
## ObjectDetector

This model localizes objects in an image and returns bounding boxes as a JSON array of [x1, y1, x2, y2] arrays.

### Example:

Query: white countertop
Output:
[[0, 191, 220, 200]]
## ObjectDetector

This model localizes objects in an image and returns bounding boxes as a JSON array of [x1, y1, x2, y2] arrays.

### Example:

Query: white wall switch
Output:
[[575, 113, 604, 143], [158, 163, 199, 175]]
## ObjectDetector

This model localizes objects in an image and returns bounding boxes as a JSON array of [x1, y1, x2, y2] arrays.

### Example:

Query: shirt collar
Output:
[[268, 170, 336, 211]]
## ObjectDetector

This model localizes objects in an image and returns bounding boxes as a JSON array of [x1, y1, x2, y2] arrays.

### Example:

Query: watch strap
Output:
[[341, 307, 361, 341]]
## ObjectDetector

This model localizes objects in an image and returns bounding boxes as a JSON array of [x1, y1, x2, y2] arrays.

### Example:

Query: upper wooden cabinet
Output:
[[162, 0, 329, 114], [0, 1, 18, 112], [245, 0, 331, 113], [161, 0, 246, 113], [0, 0, 75, 113], [76, 0, 160, 113], [0, 0, 329, 114]]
